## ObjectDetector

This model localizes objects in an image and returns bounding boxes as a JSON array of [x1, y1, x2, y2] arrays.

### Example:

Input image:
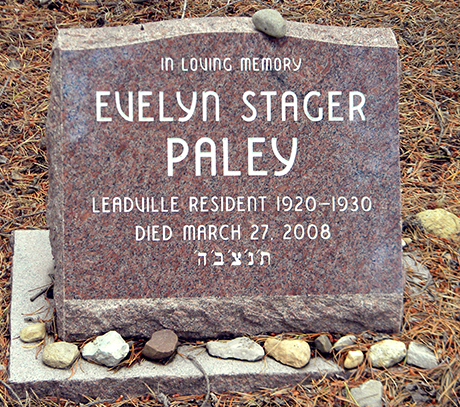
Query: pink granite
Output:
[[46, 17, 403, 341]]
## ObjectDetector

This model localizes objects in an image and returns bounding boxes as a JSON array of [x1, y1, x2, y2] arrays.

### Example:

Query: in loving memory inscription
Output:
[[47, 18, 404, 341]]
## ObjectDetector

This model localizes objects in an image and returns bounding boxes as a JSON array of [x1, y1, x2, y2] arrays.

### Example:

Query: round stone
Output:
[[264, 338, 310, 368], [252, 9, 287, 38], [415, 208, 460, 240], [369, 339, 406, 368], [19, 323, 46, 343], [42, 342, 80, 369], [142, 329, 178, 360], [344, 350, 364, 369]]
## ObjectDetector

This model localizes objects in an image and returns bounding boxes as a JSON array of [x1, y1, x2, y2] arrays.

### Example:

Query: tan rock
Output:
[[402, 237, 412, 246], [42, 342, 79, 369], [344, 350, 364, 369], [264, 338, 311, 368], [415, 209, 460, 240], [369, 339, 406, 368], [19, 323, 46, 343]]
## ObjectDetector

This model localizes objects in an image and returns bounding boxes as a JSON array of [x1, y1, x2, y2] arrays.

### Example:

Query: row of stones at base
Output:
[[20, 324, 438, 371]]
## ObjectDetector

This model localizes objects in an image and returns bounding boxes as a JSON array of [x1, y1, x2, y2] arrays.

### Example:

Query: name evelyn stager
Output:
[[95, 89, 366, 177]]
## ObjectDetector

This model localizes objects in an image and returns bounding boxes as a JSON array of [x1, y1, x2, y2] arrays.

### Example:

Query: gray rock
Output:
[[332, 335, 356, 351], [369, 339, 406, 368], [142, 329, 178, 360], [403, 254, 433, 294], [252, 9, 286, 38], [42, 342, 79, 369], [206, 337, 264, 362], [82, 331, 129, 367], [350, 380, 383, 407], [406, 342, 438, 369], [6, 59, 21, 69], [314, 334, 332, 353], [19, 323, 46, 343], [344, 350, 364, 369], [264, 338, 311, 368]]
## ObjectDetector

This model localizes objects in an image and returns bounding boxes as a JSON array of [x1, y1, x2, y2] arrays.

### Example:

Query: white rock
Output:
[[206, 337, 264, 362], [344, 350, 364, 369], [332, 335, 356, 351], [42, 342, 79, 369], [264, 338, 310, 368], [19, 323, 46, 343], [402, 237, 412, 246], [82, 331, 129, 367], [406, 342, 438, 369], [415, 208, 460, 240], [350, 380, 383, 407], [369, 339, 406, 368], [252, 9, 286, 38]]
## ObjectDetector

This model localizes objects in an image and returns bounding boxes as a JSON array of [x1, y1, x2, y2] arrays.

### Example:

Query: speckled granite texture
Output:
[[46, 17, 403, 341]]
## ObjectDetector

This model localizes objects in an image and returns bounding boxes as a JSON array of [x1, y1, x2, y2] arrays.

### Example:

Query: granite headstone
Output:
[[46, 17, 403, 341]]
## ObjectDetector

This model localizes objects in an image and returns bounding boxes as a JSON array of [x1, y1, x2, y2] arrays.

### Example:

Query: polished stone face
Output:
[[47, 17, 403, 341]]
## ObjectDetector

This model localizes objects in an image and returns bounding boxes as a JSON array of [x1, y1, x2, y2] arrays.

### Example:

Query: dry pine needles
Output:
[[0, 0, 459, 406]]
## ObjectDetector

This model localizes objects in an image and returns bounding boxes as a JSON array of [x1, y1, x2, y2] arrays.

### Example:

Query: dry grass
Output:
[[0, 0, 459, 405]]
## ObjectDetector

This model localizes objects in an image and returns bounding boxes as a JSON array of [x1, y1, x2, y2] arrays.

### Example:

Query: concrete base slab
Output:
[[9, 230, 343, 403]]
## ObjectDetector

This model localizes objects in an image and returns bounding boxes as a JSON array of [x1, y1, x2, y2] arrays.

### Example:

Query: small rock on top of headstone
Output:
[[350, 380, 383, 407], [314, 334, 332, 353], [344, 350, 364, 369], [19, 323, 46, 343], [331, 335, 356, 352], [252, 9, 286, 38], [42, 342, 79, 369], [142, 329, 178, 360], [82, 330, 129, 367], [206, 337, 264, 362], [406, 342, 438, 369], [369, 339, 406, 368], [415, 208, 460, 241], [264, 338, 311, 368]]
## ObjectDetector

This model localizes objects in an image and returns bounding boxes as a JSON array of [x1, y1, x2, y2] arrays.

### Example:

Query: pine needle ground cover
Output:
[[0, 0, 459, 405]]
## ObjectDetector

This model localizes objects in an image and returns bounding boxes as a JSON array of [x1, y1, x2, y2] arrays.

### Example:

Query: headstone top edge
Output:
[[54, 17, 397, 51]]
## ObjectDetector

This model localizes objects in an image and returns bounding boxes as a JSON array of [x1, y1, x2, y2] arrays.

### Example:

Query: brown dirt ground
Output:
[[0, 0, 459, 406]]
